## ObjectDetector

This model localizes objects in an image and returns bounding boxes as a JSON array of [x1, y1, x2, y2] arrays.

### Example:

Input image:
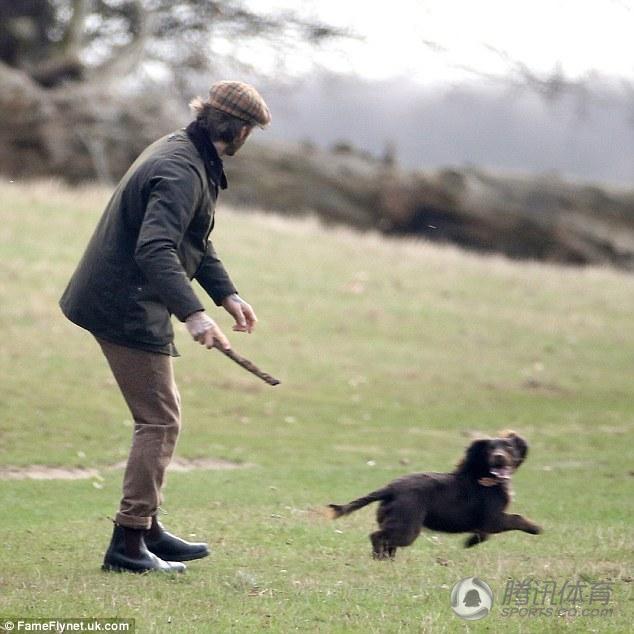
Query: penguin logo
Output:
[[450, 577, 493, 620]]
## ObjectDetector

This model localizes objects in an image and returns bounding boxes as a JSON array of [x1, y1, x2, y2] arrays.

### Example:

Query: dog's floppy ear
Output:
[[500, 430, 528, 464], [456, 438, 491, 476]]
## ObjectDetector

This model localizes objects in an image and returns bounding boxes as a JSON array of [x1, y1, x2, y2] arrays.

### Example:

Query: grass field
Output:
[[0, 179, 632, 633]]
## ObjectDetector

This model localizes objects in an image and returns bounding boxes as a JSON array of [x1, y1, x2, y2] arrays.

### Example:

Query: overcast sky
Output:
[[210, 1, 633, 184], [220, 0, 634, 86]]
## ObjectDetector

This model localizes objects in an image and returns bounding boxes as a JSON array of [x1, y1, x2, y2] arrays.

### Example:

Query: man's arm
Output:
[[195, 242, 257, 334], [134, 163, 232, 348], [194, 240, 237, 306], [134, 161, 205, 321]]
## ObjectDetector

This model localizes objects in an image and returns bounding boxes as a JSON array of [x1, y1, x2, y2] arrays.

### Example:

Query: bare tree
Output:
[[0, 0, 346, 181]]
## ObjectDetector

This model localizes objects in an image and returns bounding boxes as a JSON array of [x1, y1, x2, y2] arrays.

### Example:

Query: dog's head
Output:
[[457, 431, 528, 483]]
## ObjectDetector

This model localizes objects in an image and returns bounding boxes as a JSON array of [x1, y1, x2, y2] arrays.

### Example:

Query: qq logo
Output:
[[450, 577, 493, 620]]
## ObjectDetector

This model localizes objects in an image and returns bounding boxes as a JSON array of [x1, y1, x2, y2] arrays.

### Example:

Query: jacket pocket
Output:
[[123, 286, 174, 345]]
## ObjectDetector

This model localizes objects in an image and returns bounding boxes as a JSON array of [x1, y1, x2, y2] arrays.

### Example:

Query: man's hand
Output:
[[185, 311, 231, 350], [221, 294, 257, 333]]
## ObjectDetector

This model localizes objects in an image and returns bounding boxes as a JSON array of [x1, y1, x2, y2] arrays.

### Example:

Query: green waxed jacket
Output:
[[60, 129, 237, 355]]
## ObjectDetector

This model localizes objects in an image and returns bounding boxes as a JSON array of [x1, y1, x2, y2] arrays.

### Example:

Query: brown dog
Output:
[[329, 431, 541, 559]]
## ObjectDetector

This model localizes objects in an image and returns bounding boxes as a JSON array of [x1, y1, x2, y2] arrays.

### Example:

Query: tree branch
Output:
[[91, 0, 147, 82], [61, 0, 89, 58]]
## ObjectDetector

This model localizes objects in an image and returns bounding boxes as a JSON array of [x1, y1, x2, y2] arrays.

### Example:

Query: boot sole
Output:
[[101, 563, 185, 574], [148, 549, 210, 562]]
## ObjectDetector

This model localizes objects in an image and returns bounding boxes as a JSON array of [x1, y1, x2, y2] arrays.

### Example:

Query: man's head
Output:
[[190, 80, 271, 156]]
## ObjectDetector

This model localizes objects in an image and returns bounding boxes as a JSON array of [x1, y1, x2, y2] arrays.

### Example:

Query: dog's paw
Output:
[[464, 533, 489, 548]]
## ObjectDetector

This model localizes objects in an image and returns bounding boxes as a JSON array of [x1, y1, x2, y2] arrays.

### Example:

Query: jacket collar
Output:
[[185, 120, 228, 190]]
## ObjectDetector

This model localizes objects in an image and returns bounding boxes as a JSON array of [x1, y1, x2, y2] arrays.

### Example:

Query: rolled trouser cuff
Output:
[[114, 512, 153, 530]]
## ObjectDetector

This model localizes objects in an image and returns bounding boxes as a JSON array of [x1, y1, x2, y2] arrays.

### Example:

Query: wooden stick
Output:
[[213, 342, 281, 386]]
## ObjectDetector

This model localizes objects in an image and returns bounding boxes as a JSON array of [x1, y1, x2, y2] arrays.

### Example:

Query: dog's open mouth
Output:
[[489, 466, 513, 479]]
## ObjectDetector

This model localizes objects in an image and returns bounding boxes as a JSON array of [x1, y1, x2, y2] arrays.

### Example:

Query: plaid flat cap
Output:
[[208, 81, 272, 127]]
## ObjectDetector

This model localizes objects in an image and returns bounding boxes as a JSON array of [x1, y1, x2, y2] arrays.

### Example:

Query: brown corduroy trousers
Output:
[[97, 338, 181, 530]]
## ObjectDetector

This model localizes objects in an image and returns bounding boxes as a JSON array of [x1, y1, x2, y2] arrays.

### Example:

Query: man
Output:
[[60, 80, 271, 573]]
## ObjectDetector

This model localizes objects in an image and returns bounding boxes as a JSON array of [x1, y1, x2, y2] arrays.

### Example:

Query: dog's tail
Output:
[[327, 488, 391, 519]]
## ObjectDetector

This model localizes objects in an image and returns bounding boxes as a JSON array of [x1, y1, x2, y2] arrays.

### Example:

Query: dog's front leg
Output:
[[487, 513, 542, 535]]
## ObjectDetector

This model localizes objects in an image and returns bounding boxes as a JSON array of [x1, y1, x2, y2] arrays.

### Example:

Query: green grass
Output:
[[0, 179, 632, 632]]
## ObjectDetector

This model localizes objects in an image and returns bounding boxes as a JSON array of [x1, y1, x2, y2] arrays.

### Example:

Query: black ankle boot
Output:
[[102, 523, 187, 573], [144, 516, 210, 562]]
